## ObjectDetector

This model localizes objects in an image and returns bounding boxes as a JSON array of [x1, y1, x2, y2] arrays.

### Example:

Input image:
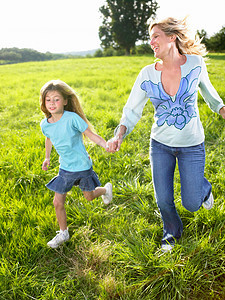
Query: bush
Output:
[[136, 43, 153, 55], [94, 49, 103, 57]]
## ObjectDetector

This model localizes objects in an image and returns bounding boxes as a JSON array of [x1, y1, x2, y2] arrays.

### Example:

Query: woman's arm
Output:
[[199, 58, 225, 114], [83, 127, 107, 149], [107, 68, 149, 153], [42, 137, 52, 171]]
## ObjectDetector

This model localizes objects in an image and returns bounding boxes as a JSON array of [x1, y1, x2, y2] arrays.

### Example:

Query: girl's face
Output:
[[45, 90, 67, 116], [150, 26, 175, 59]]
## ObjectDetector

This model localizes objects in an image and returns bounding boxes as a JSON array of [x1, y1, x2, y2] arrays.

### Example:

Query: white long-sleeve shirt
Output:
[[117, 54, 224, 147]]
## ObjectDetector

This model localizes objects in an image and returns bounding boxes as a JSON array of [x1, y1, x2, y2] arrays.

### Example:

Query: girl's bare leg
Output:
[[83, 187, 106, 201], [53, 192, 67, 230]]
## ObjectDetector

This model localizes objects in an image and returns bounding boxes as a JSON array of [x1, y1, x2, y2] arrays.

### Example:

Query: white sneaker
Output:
[[47, 229, 70, 248], [161, 243, 174, 252], [102, 182, 112, 205], [202, 192, 214, 210]]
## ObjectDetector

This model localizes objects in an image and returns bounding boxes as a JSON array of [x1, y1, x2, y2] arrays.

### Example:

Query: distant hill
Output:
[[0, 47, 67, 64], [62, 49, 99, 56], [0, 47, 100, 65]]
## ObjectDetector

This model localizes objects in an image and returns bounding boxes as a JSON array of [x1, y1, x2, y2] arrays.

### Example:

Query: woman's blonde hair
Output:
[[40, 80, 91, 127], [149, 17, 207, 56]]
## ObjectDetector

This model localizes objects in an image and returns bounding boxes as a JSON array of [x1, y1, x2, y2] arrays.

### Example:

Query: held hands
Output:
[[106, 125, 126, 153], [42, 158, 50, 171], [106, 136, 123, 153]]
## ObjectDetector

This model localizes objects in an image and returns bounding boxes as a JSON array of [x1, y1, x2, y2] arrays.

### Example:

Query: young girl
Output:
[[40, 80, 112, 249]]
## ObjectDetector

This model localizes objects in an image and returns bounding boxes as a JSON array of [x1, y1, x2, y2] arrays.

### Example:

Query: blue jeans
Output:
[[149, 139, 212, 245]]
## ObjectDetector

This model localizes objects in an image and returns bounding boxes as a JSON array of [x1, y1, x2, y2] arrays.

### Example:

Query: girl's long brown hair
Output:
[[40, 80, 91, 127]]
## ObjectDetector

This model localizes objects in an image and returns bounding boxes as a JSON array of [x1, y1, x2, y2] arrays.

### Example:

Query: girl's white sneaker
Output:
[[102, 182, 113, 205], [47, 229, 69, 248]]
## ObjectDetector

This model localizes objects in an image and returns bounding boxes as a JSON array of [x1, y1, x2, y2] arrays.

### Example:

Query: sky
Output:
[[0, 0, 224, 53]]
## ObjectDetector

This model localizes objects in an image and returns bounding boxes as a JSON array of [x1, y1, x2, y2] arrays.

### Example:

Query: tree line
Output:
[[197, 27, 225, 52], [0, 48, 71, 64]]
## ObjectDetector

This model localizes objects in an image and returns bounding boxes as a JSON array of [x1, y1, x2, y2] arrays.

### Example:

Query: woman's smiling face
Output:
[[150, 25, 175, 59]]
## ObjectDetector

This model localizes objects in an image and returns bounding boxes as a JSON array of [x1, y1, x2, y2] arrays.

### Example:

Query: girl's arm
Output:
[[83, 128, 107, 150], [42, 137, 52, 171]]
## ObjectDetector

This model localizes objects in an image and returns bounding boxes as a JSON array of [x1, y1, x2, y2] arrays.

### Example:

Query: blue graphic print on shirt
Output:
[[141, 66, 201, 130]]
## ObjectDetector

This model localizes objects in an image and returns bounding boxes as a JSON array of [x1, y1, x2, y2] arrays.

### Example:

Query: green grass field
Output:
[[0, 54, 225, 299]]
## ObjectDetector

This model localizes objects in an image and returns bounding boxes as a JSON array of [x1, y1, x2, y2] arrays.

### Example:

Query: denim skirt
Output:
[[46, 167, 101, 194]]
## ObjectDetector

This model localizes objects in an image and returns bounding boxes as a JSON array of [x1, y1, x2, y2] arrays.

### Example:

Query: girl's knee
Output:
[[53, 198, 61, 209], [53, 194, 66, 209]]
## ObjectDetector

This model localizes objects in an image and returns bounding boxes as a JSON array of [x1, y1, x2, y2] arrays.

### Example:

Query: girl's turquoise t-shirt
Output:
[[40, 111, 92, 172]]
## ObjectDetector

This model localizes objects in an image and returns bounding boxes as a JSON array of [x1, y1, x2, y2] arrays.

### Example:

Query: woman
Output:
[[107, 17, 225, 252]]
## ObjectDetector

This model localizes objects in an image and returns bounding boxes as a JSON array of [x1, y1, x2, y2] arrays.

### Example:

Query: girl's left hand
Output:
[[42, 159, 50, 171]]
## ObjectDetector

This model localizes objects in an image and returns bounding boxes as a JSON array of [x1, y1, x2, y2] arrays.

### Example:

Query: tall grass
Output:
[[0, 54, 225, 299]]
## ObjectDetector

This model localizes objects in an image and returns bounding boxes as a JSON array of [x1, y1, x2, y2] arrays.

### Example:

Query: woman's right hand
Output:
[[106, 136, 123, 153], [106, 125, 126, 153]]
